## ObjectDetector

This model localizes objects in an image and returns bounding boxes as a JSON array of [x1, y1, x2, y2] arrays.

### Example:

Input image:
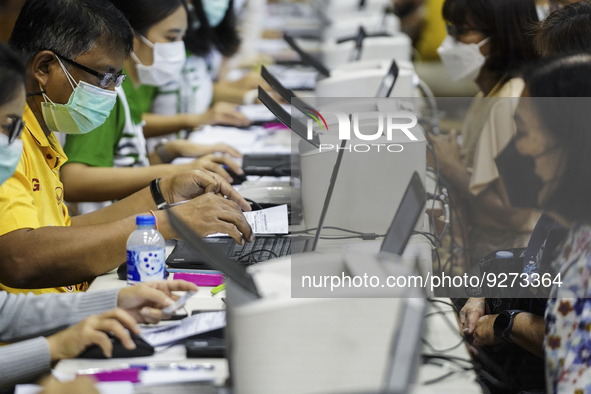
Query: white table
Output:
[[56, 241, 481, 393], [56, 125, 481, 392]]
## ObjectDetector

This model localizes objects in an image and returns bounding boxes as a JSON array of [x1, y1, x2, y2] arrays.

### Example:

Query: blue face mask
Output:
[[195, 0, 230, 28], [41, 58, 117, 135], [0, 133, 23, 186]]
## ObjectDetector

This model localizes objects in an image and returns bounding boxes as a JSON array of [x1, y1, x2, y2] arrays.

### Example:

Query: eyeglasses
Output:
[[54, 53, 126, 88], [446, 24, 484, 40], [2, 115, 25, 145]]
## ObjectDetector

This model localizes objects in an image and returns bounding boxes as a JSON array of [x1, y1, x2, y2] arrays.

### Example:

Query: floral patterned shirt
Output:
[[546, 223, 591, 394]]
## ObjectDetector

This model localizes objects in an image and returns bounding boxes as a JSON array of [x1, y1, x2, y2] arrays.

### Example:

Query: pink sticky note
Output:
[[79, 368, 140, 383], [174, 272, 224, 287]]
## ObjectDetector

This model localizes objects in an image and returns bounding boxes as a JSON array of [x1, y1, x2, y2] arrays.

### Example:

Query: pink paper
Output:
[[174, 272, 224, 286]]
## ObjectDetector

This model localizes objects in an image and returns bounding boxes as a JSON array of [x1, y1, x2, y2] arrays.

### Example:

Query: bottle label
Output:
[[127, 248, 166, 284]]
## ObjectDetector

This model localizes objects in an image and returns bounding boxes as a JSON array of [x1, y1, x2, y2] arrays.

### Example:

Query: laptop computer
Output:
[[375, 60, 400, 99], [167, 173, 427, 394], [242, 153, 292, 177], [166, 233, 313, 269], [167, 171, 425, 270], [379, 170, 425, 258], [283, 34, 331, 78]]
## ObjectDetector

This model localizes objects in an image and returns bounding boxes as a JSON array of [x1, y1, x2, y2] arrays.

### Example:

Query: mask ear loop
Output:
[[56, 56, 78, 92], [477, 37, 490, 48], [131, 34, 155, 65], [40, 83, 56, 106]]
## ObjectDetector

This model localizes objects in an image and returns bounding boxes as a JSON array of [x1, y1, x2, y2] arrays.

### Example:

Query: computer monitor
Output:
[[379, 171, 426, 257], [283, 34, 331, 77], [375, 60, 400, 98], [257, 87, 320, 148], [351, 26, 367, 62], [166, 209, 260, 298], [261, 65, 297, 103]]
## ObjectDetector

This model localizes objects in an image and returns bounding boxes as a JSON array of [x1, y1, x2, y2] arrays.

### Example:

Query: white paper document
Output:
[[16, 382, 133, 394], [140, 311, 226, 347], [239, 104, 291, 122], [243, 204, 289, 234], [206, 205, 289, 237]]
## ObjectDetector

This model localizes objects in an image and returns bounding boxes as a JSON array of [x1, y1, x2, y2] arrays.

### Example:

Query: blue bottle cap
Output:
[[495, 251, 514, 259], [136, 215, 156, 226]]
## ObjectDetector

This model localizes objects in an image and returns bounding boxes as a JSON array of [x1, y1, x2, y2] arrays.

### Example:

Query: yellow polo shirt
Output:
[[0, 104, 89, 294]]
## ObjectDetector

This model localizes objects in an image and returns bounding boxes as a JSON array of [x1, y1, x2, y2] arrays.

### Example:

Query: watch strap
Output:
[[494, 309, 523, 343], [150, 178, 169, 210]]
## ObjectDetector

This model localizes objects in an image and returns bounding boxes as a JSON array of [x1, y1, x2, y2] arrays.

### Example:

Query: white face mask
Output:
[[437, 35, 489, 82], [131, 35, 186, 86]]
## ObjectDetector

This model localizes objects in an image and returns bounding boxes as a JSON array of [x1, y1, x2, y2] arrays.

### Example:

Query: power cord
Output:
[[290, 226, 385, 241], [423, 299, 511, 390]]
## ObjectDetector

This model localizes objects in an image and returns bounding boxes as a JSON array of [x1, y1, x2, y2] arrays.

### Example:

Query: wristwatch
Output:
[[493, 309, 523, 342], [150, 178, 170, 210]]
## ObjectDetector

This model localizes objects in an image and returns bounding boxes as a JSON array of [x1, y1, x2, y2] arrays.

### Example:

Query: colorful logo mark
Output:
[[303, 107, 328, 132]]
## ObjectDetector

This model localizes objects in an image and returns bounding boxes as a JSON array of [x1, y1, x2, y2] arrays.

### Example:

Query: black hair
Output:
[[534, 1, 591, 56], [184, 0, 240, 57], [0, 42, 26, 107], [522, 53, 591, 223], [8, 0, 134, 64], [108, 0, 184, 36], [442, 0, 539, 81]]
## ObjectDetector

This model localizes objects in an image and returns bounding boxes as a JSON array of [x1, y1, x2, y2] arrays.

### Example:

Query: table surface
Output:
[[56, 123, 480, 392], [56, 236, 482, 393]]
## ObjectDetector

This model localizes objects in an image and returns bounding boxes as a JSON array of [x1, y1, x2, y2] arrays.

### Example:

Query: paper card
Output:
[[140, 311, 226, 347]]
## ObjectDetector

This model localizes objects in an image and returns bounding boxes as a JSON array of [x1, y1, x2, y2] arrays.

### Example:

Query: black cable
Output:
[[426, 145, 440, 245], [425, 309, 455, 318], [422, 336, 464, 353], [412, 231, 437, 247], [424, 299, 511, 390], [423, 371, 455, 385], [237, 249, 278, 263], [243, 197, 264, 211], [428, 298, 460, 314], [290, 226, 385, 241], [422, 354, 474, 368], [433, 246, 442, 275], [318, 235, 385, 240], [290, 226, 366, 235]]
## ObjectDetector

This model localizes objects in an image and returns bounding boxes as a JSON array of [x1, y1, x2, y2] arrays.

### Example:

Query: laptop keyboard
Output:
[[228, 237, 291, 265]]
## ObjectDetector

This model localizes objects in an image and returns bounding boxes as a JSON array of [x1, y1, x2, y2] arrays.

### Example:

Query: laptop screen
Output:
[[380, 172, 426, 256], [166, 209, 260, 298], [375, 60, 400, 98], [257, 87, 320, 148], [283, 34, 331, 78], [261, 65, 296, 103]]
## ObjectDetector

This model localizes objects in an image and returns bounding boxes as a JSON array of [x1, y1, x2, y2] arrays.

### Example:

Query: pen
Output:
[[127, 363, 215, 371], [211, 283, 226, 295]]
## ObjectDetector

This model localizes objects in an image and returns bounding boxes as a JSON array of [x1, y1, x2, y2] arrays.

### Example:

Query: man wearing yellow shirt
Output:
[[0, 0, 254, 295]]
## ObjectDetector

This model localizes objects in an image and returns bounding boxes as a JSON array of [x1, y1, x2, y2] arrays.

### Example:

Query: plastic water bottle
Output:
[[127, 215, 166, 285], [496, 251, 514, 260]]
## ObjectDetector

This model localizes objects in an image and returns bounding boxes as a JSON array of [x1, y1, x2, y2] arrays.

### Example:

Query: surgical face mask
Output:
[[194, 0, 231, 29], [0, 133, 23, 185], [131, 35, 186, 86], [495, 138, 549, 209], [41, 58, 117, 135], [437, 35, 489, 82]]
